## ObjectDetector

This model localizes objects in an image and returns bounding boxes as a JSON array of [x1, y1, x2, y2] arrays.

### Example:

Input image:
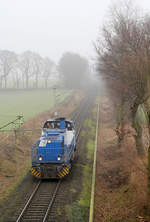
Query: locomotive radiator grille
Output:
[[31, 168, 41, 178], [58, 167, 69, 178]]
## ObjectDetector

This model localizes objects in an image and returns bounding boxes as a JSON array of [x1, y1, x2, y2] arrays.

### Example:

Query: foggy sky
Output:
[[0, 0, 150, 62]]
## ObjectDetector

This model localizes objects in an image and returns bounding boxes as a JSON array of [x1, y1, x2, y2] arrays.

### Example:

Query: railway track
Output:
[[15, 97, 90, 222], [16, 180, 61, 222]]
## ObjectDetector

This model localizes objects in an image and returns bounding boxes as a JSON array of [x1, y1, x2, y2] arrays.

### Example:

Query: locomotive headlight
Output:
[[57, 155, 61, 161], [47, 140, 51, 144], [39, 156, 42, 161]]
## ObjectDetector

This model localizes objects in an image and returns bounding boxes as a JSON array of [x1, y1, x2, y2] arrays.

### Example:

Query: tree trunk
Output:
[[17, 79, 19, 89], [35, 74, 38, 88], [0, 76, 3, 89], [115, 98, 126, 147], [131, 102, 139, 127], [22, 74, 24, 89], [131, 102, 145, 155], [135, 126, 144, 155], [4, 76, 7, 89], [45, 79, 48, 88], [25, 76, 29, 89]]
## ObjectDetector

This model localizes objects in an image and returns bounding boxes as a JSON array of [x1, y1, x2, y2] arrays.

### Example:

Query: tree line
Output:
[[0, 50, 90, 89], [96, 0, 150, 213]]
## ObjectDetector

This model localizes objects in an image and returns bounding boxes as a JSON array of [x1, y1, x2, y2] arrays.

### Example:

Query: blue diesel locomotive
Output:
[[31, 118, 76, 179]]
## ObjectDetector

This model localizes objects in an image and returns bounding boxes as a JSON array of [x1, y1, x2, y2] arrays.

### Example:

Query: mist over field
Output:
[[2, 1, 150, 222]]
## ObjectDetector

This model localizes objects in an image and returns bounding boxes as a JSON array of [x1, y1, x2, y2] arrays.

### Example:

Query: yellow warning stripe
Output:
[[64, 168, 69, 174], [59, 172, 65, 178], [57, 172, 61, 176], [62, 171, 66, 177], [36, 172, 41, 177], [58, 172, 64, 178], [66, 167, 69, 172], [58, 167, 70, 178], [36, 173, 41, 178], [34, 171, 38, 176], [31, 168, 41, 178]]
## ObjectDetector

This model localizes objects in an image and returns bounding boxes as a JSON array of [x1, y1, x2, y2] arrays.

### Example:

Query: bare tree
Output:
[[58, 52, 89, 89], [11, 62, 22, 89], [19, 51, 35, 89], [32, 53, 43, 88], [42, 57, 55, 88], [96, 0, 150, 212], [0, 50, 17, 89], [96, 1, 150, 140]]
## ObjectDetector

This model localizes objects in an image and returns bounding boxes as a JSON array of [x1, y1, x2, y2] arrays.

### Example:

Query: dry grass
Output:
[[0, 90, 84, 200], [95, 95, 148, 222]]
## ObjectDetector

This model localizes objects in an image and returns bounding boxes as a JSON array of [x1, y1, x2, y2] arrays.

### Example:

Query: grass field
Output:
[[0, 89, 72, 129]]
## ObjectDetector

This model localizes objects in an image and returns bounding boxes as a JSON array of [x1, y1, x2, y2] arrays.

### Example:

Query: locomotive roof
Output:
[[45, 118, 73, 122]]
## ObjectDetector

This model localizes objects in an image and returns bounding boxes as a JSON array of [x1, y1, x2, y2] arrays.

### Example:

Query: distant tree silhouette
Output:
[[42, 57, 55, 88], [58, 52, 89, 89], [0, 50, 17, 88]]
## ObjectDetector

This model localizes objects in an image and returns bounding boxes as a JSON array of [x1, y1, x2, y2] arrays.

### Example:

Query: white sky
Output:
[[0, 0, 149, 62]]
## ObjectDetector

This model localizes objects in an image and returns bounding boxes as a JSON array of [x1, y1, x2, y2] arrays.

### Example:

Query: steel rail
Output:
[[15, 97, 90, 222], [16, 181, 41, 222], [15, 120, 82, 222], [42, 180, 61, 222]]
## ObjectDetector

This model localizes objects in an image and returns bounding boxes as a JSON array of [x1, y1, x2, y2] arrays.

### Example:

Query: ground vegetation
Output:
[[96, 0, 150, 216]]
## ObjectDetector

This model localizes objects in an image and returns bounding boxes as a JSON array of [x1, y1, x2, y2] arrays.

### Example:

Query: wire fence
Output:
[[0, 115, 42, 146], [0, 93, 74, 147], [0, 115, 24, 131]]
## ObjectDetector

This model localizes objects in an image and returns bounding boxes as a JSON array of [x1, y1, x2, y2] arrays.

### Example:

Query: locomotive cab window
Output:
[[44, 121, 54, 129], [43, 121, 60, 129], [43, 119, 74, 131], [66, 121, 73, 130]]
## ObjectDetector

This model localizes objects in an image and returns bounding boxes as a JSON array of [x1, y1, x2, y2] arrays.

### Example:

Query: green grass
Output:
[[0, 89, 72, 129], [136, 104, 149, 125], [78, 120, 95, 208], [0, 159, 31, 201], [67, 106, 97, 222]]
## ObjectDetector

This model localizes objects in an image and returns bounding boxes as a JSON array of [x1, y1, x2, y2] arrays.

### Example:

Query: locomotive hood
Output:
[[36, 129, 65, 163], [41, 129, 66, 140], [41, 128, 75, 146]]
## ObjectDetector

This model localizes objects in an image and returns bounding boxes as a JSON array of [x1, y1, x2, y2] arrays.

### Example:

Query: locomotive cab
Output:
[[41, 118, 74, 134], [31, 117, 76, 179]]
